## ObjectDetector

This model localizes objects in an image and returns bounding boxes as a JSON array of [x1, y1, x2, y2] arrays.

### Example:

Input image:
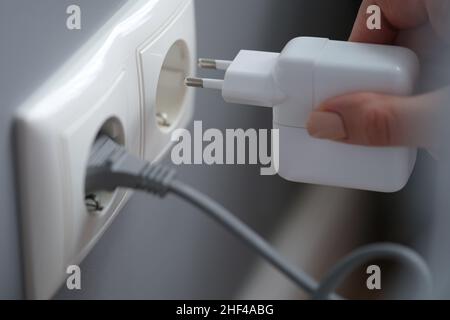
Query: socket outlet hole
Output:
[[155, 40, 189, 131], [85, 117, 125, 215]]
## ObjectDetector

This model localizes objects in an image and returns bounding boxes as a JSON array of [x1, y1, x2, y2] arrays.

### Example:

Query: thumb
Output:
[[306, 91, 446, 148]]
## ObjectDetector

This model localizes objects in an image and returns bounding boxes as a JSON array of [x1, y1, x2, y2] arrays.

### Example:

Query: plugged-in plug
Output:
[[85, 135, 176, 197]]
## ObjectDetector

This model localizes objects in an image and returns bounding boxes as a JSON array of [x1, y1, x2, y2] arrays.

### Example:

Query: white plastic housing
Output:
[[275, 124, 417, 192], [277, 38, 419, 192], [16, 0, 196, 299], [223, 37, 419, 192]]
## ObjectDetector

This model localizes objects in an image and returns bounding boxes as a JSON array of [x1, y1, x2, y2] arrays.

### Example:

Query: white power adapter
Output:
[[187, 37, 420, 192]]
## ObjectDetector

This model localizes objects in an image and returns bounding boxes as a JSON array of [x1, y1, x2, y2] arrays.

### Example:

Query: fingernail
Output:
[[307, 112, 347, 140]]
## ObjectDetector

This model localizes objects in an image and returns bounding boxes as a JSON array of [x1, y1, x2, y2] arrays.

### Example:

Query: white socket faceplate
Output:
[[15, 0, 196, 299]]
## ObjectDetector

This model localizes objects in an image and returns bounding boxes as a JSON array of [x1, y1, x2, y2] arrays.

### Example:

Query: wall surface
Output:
[[0, 0, 128, 299], [0, 0, 358, 299]]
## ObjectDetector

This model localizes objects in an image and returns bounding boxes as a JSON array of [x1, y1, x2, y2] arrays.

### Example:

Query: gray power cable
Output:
[[86, 135, 433, 300], [86, 136, 322, 296], [169, 180, 321, 297]]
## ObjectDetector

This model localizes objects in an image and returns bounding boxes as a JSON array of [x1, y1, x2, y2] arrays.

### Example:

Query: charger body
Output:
[[222, 37, 420, 192]]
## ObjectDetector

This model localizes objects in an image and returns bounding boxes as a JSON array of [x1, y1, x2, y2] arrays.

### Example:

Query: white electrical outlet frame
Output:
[[15, 0, 196, 300]]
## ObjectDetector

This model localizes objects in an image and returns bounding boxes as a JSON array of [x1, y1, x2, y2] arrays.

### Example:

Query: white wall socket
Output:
[[15, 0, 196, 300]]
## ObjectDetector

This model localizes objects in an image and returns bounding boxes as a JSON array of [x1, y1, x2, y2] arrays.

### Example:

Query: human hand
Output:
[[306, 0, 450, 149]]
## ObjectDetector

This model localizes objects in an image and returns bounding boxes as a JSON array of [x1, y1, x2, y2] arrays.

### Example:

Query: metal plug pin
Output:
[[85, 194, 104, 212], [156, 112, 171, 127], [198, 58, 232, 71], [185, 77, 224, 90]]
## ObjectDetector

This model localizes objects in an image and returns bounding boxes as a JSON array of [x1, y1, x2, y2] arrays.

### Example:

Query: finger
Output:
[[307, 89, 448, 148], [349, 0, 428, 44]]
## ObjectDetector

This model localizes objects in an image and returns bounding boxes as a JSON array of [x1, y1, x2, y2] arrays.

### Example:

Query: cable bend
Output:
[[312, 243, 433, 300]]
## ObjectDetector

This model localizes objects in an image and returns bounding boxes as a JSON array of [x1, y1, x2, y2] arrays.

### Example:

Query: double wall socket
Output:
[[16, 0, 196, 299]]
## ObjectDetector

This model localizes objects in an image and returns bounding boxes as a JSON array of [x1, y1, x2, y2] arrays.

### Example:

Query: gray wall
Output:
[[0, 0, 358, 299]]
